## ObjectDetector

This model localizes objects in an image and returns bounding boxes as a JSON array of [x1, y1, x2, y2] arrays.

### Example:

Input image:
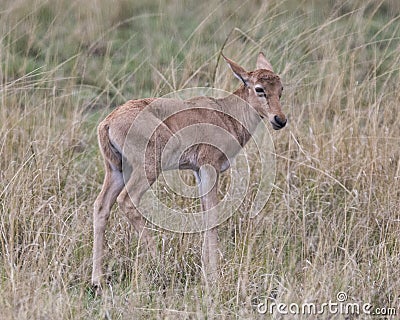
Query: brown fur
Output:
[[91, 53, 286, 291]]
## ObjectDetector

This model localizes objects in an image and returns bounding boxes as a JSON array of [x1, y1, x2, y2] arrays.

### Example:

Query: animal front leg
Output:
[[197, 165, 220, 280]]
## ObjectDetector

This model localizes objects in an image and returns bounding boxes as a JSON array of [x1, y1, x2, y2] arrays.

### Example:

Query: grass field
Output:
[[1, 0, 399, 318]]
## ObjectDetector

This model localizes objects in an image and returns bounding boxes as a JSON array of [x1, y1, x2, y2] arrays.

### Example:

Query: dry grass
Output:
[[1, 0, 399, 318]]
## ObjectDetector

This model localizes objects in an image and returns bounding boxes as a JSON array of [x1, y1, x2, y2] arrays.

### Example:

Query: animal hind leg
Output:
[[92, 167, 124, 288], [117, 170, 157, 258]]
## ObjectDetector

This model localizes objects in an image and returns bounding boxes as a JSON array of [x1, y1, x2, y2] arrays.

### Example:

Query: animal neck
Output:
[[230, 85, 262, 132], [232, 84, 249, 101], [215, 85, 262, 146]]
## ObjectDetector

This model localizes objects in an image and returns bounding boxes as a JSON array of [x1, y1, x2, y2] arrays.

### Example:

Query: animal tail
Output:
[[97, 121, 122, 172]]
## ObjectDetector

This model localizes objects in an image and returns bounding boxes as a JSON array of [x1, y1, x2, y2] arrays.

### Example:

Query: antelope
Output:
[[91, 52, 286, 290]]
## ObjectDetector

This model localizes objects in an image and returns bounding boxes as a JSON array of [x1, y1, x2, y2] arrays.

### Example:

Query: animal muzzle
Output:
[[271, 114, 287, 130]]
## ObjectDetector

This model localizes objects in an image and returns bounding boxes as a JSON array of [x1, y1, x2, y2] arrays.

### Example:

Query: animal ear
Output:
[[256, 52, 274, 72], [222, 54, 249, 86]]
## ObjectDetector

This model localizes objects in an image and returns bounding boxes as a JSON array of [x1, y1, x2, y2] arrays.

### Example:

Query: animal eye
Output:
[[255, 87, 265, 93]]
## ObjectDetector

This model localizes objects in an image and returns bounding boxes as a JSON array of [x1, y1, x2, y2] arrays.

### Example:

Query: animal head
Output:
[[223, 52, 287, 130]]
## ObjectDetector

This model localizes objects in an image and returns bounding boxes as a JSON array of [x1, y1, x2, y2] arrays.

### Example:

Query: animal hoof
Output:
[[91, 283, 103, 297]]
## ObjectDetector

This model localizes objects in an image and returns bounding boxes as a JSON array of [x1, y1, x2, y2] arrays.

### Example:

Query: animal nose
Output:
[[274, 115, 287, 128]]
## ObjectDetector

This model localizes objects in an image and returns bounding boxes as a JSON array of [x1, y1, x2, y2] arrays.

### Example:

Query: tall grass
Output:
[[1, 0, 399, 318]]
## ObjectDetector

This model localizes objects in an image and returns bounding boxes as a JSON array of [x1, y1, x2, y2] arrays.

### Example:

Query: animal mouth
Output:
[[271, 122, 282, 130]]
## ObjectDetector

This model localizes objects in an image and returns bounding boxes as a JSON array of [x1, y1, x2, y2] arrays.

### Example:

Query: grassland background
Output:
[[0, 0, 399, 319]]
